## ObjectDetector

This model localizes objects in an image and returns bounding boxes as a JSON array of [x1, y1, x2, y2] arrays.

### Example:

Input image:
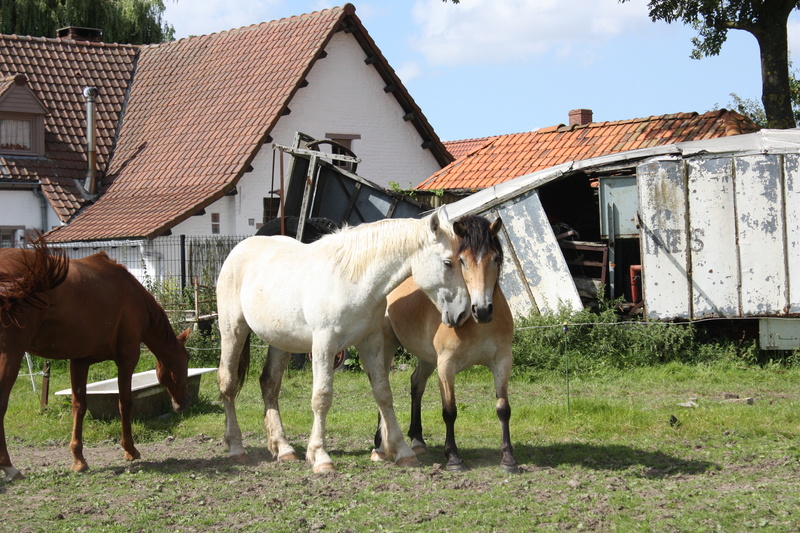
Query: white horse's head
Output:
[[410, 208, 471, 327]]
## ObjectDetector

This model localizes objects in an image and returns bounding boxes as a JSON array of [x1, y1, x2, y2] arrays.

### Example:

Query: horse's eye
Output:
[[459, 257, 466, 267], [443, 259, 453, 268]]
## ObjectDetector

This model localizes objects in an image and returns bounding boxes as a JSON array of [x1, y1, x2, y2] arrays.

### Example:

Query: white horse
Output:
[[216, 209, 470, 473]]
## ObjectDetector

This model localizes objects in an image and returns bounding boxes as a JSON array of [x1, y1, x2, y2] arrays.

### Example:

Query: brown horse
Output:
[[0, 238, 191, 481], [375, 215, 519, 472]]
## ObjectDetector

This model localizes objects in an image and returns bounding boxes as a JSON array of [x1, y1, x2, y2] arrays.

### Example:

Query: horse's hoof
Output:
[[502, 463, 521, 474], [445, 461, 467, 472], [70, 463, 89, 473], [395, 455, 421, 468], [124, 450, 141, 462], [277, 452, 299, 462], [370, 449, 386, 462], [229, 452, 248, 464], [313, 462, 336, 474], [411, 445, 426, 455], [2, 466, 23, 482]]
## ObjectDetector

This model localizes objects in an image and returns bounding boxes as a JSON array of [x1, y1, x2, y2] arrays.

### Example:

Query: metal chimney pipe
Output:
[[83, 86, 98, 195]]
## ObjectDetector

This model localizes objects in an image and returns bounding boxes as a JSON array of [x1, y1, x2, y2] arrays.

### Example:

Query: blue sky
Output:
[[163, 0, 800, 141]]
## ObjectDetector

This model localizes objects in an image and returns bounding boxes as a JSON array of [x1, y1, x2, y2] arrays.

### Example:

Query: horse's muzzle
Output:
[[472, 303, 493, 323], [172, 391, 192, 413]]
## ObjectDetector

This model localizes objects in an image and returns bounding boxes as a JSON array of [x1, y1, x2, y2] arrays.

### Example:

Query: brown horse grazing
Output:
[[374, 215, 519, 473], [0, 238, 191, 482]]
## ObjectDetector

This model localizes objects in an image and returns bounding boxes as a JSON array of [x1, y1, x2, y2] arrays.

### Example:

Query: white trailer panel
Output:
[[734, 155, 787, 315], [786, 154, 800, 314], [687, 157, 739, 318], [637, 160, 691, 320]]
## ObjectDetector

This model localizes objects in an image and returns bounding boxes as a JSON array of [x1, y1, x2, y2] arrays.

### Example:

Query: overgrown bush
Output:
[[511, 298, 795, 375]]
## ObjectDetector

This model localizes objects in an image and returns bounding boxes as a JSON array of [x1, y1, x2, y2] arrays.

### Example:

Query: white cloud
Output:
[[410, 0, 651, 66], [395, 61, 423, 84]]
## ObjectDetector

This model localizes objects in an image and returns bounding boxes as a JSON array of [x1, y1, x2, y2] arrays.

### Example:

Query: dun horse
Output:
[[375, 215, 519, 472], [0, 238, 191, 481], [216, 209, 470, 473]]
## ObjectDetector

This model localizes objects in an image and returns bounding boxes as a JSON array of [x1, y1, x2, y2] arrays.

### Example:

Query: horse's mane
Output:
[[324, 216, 452, 283], [0, 235, 69, 325], [456, 215, 504, 265]]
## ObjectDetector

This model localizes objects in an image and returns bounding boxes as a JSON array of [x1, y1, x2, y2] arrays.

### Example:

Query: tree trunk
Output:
[[752, 7, 796, 129]]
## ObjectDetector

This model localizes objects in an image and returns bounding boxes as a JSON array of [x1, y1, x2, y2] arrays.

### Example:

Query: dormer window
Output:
[[0, 75, 47, 156], [1, 117, 34, 152]]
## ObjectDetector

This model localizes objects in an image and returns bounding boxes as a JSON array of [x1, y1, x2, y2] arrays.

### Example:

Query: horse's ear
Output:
[[489, 217, 503, 236], [453, 220, 467, 238], [429, 210, 440, 233], [178, 327, 191, 344]]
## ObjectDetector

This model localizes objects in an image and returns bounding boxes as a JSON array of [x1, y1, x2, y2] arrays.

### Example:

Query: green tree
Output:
[[619, 0, 799, 129], [0, 0, 174, 45]]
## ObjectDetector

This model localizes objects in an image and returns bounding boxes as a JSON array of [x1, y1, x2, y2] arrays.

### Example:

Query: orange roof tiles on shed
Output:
[[418, 110, 760, 191]]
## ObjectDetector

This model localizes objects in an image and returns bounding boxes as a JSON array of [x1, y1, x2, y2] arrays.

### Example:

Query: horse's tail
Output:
[[0, 234, 69, 324], [236, 333, 251, 396]]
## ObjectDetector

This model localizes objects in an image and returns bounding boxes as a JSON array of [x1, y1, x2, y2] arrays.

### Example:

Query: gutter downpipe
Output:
[[33, 186, 48, 233]]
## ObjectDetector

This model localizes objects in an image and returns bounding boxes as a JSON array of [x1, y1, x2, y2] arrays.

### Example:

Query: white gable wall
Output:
[[172, 31, 443, 238]]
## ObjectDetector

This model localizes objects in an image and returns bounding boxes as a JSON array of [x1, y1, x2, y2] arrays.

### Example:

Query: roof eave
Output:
[[341, 5, 453, 167]]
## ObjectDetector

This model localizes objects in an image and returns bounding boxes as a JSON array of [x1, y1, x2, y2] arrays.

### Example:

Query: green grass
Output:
[[3, 356, 800, 532]]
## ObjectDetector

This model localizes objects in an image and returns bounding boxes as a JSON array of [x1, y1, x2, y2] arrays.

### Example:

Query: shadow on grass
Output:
[[414, 443, 716, 478]]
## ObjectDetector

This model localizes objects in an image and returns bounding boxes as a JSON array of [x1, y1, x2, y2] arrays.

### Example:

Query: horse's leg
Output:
[[358, 332, 419, 468], [490, 356, 520, 473], [217, 314, 251, 461], [68, 358, 92, 471], [306, 337, 337, 473], [115, 359, 141, 462], [408, 360, 436, 454], [0, 349, 25, 481], [371, 321, 400, 461], [437, 360, 466, 472], [260, 346, 297, 461]]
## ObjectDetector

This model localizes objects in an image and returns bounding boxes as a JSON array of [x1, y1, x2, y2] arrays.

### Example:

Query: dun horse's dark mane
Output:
[[456, 215, 503, 264]]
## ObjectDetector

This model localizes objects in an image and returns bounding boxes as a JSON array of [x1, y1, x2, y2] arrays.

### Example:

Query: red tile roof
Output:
[[443, 136, 495, 160], [2, 4, 450, 242], [418, 110, 761, 191], [47, 7, 346, 242], [0, 35, 138, 219]]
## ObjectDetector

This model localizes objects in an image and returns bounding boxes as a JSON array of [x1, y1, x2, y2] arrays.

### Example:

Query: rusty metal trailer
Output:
[[442, 130, 800, 349]]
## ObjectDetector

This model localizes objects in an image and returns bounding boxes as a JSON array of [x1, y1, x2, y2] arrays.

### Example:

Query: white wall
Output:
[[274, 32, 442, 190], [0, 189, 61, 243], [194, 30, 444, 237], [162, 31, 444, 238]]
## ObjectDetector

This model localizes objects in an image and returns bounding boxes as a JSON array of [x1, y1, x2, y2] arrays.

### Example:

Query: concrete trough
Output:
[[55, 367, 216, 419]]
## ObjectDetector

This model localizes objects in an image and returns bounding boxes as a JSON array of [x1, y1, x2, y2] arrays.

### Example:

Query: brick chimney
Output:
[[57, 27, 103, 42], [568, 109, 593, 126]]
